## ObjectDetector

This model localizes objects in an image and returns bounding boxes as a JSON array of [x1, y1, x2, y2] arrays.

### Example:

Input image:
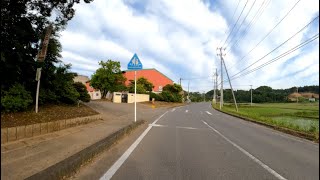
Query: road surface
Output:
[[97, 102, 319, 180]]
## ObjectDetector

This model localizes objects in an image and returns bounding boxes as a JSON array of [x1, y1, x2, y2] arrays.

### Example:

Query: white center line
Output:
[[185, 110, 188, 113], [176, 126, 198, 130], [100, 111, 168, 180], [149, 124, 167, 127], [206, 111, 212, 115], [202, 120, 287, 180]]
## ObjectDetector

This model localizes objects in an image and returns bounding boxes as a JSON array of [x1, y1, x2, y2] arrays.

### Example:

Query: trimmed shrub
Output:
[[1, 83, 33, 112], [73, 82, 91, 102]]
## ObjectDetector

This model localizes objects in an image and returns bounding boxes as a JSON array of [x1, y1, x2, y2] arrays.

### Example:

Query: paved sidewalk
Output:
[[1, 101, 170, 180]]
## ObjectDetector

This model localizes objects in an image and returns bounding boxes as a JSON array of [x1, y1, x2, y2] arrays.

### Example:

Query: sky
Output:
[[59, 0, 319, 92]]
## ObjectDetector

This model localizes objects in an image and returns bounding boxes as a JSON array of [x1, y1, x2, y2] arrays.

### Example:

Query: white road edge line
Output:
[[186, 110, 188, 113], [206, 111, 212, 115], [100, 111, 168, 180], [201, 120, 287, 180]]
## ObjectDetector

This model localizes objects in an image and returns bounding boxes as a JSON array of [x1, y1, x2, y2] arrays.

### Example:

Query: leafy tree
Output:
[[163, 83, 183, 93], [51, 64, 79, 104], [73, 82, 91, 102], [90, 60, 127, 98], [1, 0, 94, 109], [128, 77, 153, 94]]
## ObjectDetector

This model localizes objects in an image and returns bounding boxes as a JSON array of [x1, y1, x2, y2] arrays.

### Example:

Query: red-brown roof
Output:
[[123, 69, 173, 92]]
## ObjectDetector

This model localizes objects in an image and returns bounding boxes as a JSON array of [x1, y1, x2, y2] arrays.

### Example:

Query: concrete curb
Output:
[[1, 114, 102, 144], [212, 106, 318, 143], [25, 120, 145, 180]]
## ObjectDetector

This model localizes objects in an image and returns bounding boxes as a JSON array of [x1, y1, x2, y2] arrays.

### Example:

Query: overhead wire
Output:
[[226, 0, 270, 54], [217, 0, 241, 47], [221, 0, 249, 47], [217, 32, 319, 86], [226, 0, 302, 72], [225, 0, 257, 49], [230, 15, 319, 79], [231, 33, 319, 81]]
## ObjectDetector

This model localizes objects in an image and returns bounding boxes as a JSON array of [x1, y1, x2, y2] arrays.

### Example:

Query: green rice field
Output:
[[212, 102, 319, 140]]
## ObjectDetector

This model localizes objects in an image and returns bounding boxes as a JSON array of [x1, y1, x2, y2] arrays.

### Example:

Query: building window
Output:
[[96, 93, 99, 96], [159, 86, 163, 91]]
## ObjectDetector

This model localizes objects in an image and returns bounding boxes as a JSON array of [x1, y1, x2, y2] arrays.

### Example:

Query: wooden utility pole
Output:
[[250, 85, 253, 106], [217, 47, 238, 112]]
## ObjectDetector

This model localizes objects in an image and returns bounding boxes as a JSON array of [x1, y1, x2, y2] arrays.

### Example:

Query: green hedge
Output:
[[1, 83, 33, 112]]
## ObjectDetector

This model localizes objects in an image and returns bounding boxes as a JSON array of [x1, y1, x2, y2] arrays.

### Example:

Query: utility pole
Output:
[[250, 85, 253, 106], [213, 68, 217, 104], [179, 78, 182, 86], [218, 47, 238, 112], [187, 80, 190, 100], [296, 86, 299, 103], [217, 48, 224, 109]]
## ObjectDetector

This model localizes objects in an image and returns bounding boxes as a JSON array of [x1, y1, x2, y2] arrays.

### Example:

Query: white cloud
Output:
[[59, 0, 319, 92]]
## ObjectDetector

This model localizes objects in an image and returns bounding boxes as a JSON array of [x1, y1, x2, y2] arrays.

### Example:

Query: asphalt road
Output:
[[99, 102, 318, 180]]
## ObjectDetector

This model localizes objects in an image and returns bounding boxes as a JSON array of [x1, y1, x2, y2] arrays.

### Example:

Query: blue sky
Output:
[[59, 0, 319, 92]]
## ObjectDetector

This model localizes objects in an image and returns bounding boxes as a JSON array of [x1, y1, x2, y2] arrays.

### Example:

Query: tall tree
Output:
[[91, 60, 127, 98], [1, 0, 93, 94]]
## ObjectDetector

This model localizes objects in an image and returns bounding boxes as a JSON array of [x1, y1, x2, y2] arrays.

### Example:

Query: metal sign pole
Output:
[[134, 71, 137, 122], [35, 25, 52, 113], [127, 53, 142, 123], [35, 68, 42, 113]]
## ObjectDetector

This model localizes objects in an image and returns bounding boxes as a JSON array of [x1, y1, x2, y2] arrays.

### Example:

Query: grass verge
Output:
[[212, 103, 319, 142], [1, 103, 99, 128]]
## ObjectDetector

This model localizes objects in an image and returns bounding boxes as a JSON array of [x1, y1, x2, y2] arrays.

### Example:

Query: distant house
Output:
[[309, 98, 316, 102], [73, 75, 101, 100], [288, 92, 319, 102], [85, 81, 101, 100], [122, 68, 174, 93]]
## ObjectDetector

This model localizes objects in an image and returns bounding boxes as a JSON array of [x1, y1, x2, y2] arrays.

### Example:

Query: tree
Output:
[[1, 0, 94, 108], [90, 60, 127, 98], [163, 83, 183, 93], [73, 82, 91, 102], [128, 77, 154, 94]]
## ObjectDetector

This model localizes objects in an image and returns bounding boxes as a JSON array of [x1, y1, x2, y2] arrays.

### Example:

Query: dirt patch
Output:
[[140, 101, 185, 108], [1, 104, 99, 128]]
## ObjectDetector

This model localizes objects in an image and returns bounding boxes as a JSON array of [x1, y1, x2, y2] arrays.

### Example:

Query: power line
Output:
[[225, 0, 257, 49], [231, 33, 319, 81], [227, 0, 302, 71], [226, 0, 270, 54], [221, 0, 249, 47], [218, 33, 319, 85], [230, 15, 319, 79], [217, 0, 241, 47]]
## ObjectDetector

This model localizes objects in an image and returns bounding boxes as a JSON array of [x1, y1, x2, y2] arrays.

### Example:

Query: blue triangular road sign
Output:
[[127, 53, 143, 70]]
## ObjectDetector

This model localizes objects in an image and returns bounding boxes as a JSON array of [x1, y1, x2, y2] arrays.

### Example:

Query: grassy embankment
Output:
[[212, 102, 319, 141]]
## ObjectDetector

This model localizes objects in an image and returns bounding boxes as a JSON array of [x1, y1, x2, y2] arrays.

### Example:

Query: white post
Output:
[[35, 68, 42, 113], [134, 71, 137, 122]]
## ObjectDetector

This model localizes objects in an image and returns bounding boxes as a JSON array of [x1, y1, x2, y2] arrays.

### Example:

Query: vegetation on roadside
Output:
[[149, 84, 183, 103], [1, 104, 99, 128], [212, 103, 319, 141], [206, 85, 319, 103], [128, 77, 154, 94], [1, 0, 94, 112], [90, 60, 127, 98]]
